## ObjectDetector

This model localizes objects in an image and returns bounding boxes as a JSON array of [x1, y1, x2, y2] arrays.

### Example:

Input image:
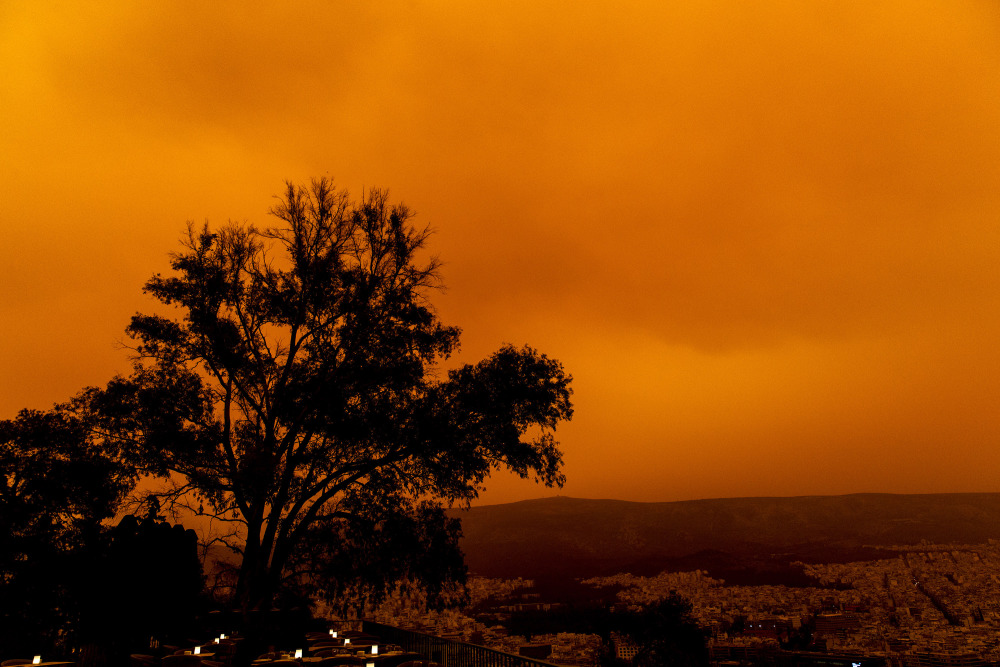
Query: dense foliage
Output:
[[0, 409, 133, 655], [609, 596, 708, 667], [77, 512, 205, 657], [502, 593, 707, 667]]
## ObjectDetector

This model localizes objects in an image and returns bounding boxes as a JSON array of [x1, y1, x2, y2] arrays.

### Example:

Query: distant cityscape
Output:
[[360, 540, 1000, 667]]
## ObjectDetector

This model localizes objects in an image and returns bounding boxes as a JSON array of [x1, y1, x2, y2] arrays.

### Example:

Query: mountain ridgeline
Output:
[[451, 494, 1000, 584]]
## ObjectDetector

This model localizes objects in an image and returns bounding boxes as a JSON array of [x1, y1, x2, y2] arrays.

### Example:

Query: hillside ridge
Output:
[[451, 492, 1000, 579]]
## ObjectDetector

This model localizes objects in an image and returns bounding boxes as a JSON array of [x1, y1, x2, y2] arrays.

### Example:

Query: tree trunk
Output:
[[235, 513, 267, 614]]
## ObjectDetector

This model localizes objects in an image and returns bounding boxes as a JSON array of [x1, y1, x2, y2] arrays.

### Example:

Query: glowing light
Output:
[[32, 657, 41, 665], [344, 638, 351, 645], [194, 648, 201, 655], [295, 649, 303, 659], [372, 645, 378, 655]]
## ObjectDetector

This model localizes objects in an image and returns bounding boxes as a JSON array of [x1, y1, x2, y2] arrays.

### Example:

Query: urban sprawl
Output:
[[362, 540, 1000, 667]]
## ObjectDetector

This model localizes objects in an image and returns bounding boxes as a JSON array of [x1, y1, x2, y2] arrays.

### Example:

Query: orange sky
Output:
[[3, 1, 1000, 505]]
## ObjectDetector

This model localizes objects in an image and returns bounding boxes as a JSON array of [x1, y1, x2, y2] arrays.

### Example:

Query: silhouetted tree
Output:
[[78, 179, 573, 615], [76, 511, 205, 659], [0, 409, 133, 656], [502, 595, 706, 666], [604, 596, 708, 667]]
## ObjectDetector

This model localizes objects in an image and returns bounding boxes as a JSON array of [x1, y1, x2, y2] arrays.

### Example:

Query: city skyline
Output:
[[2, 2, 999, 506]]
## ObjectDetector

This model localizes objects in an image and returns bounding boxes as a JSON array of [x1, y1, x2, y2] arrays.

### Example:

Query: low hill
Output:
[[451, 493, 1000, 580]]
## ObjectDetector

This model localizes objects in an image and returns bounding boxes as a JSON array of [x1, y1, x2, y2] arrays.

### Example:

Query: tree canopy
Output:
[[0, 408, 134, 654], [80, 178, 573, 613], [609, 596, 708, 667]]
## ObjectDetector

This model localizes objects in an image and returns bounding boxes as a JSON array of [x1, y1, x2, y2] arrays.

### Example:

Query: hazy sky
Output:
[[3, 1, 1000, 505]]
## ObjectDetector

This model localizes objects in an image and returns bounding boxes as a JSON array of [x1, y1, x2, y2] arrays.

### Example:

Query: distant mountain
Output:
[[450, 493, 1000, 580]]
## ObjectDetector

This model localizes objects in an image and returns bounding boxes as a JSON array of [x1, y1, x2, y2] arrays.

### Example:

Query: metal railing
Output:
[[363, 621, 563, 667]]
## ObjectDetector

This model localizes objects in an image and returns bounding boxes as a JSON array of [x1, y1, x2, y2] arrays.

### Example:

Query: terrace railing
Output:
[[362, 621, 563, 667]]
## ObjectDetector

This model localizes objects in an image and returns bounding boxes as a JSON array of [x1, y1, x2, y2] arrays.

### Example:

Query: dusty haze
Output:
[[2, 1, 999, 504]]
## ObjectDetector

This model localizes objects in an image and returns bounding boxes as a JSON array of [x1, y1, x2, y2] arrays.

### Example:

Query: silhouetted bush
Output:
[[75, 511, 206, 662], [0, 409, 132, 657]]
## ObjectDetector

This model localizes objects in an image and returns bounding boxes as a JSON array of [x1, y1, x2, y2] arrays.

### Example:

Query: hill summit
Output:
[[451, 493, 1000, 579]]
